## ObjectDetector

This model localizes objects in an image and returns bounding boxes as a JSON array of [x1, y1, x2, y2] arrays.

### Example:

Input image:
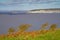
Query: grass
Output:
[[0, 29, 60, 40], [0, 23, 60, 40]]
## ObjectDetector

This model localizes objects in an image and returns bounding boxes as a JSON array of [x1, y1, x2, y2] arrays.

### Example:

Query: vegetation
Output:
[[8, 27, 15, 33], [49, 24, 57, 31], [0, 23, 60, 40], [41, 22, 48, 30], [18, 24, 32, 32]]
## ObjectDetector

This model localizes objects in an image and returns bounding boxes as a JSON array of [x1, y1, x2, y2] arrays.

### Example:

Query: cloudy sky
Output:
[[0, 0, 60, 11]]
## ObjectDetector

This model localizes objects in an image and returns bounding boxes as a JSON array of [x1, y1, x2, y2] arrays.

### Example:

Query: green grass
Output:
[[0, 29, 60, 40]]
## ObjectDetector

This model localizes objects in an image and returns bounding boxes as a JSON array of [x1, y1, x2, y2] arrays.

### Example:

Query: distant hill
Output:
[[28, 8, 60, 13], [30, 8, 60, 11]]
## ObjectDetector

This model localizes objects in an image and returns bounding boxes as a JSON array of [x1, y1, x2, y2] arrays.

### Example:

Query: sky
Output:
[[0, 13, 60, 34], [0, 0, 60, 11]]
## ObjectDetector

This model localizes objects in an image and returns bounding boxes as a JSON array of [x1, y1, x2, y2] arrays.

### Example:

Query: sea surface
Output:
[[0, 13, 60, 34]]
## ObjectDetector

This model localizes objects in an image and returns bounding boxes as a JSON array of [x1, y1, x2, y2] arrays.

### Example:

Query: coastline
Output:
[[27, 8, 60, 13]]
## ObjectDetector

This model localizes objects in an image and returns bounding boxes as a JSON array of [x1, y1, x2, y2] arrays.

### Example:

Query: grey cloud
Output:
[[0, 0, 60, 6]]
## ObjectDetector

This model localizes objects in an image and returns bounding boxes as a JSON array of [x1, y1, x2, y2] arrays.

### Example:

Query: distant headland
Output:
[[28, 8, 60, 13]]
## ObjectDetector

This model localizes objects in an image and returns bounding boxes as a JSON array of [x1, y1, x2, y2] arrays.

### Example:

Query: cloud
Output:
[[0, 0, 60, 6], [0, 0, 60, 11]]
